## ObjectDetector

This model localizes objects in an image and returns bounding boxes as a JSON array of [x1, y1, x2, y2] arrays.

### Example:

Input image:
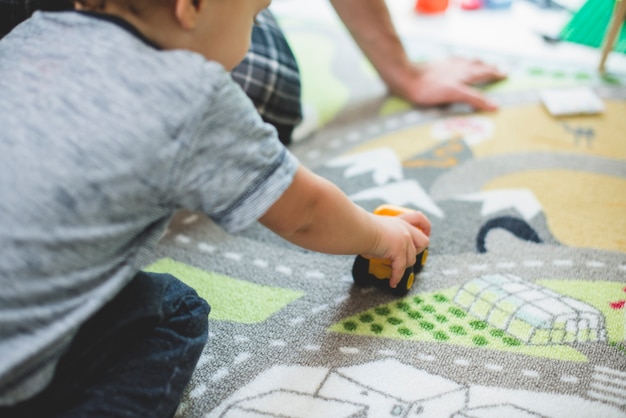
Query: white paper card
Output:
[[540, 87, 605, 116]]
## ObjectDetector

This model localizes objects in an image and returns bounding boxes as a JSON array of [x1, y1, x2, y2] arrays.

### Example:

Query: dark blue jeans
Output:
[[1, 271, 210, 418]]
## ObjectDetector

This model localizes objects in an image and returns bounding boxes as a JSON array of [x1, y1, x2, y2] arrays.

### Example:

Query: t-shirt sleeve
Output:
[[172, 68, 299, 233]]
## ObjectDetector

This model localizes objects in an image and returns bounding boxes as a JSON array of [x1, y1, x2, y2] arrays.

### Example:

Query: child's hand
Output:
[[361, 211, 431, 288]]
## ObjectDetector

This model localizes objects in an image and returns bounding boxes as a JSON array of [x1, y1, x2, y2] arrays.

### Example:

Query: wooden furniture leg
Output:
[[599, 0, 626, 72]]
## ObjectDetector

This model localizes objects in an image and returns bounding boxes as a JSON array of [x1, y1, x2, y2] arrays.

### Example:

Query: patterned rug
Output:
[[150, 7, 626, 418], [157, 92, 626, 418]]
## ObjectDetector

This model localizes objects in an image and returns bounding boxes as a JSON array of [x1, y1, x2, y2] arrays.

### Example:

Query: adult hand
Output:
[[389, 57, 507, 111], [330, 0, 506, 112]]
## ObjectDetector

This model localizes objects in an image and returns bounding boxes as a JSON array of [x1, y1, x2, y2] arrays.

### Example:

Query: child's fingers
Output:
[[412, 228, 430, 254], [392, 226, 429, 288], [404, 217, 430, 256], [390, 237, 419, 288], [365, 212, 431, 288], [389, 259, 406, 288], [399, 211, 432, 237]]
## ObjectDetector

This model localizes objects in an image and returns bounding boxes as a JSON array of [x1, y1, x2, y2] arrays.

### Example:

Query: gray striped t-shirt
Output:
[[0, 11, 298, 405]]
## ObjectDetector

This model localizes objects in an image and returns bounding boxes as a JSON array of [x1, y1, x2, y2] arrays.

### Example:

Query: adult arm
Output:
[[259, 165, 431, 287], [329, 0, 506, 111]]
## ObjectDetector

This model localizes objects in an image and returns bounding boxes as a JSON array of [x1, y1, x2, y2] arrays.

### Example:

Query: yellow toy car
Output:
[[351, 205, 428, 296]]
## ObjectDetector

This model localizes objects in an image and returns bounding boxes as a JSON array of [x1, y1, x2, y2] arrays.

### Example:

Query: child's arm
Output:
[[259, 165, 431, 288]]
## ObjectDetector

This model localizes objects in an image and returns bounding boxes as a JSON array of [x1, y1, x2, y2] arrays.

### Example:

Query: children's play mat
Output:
[[147, 2, 626, 417]]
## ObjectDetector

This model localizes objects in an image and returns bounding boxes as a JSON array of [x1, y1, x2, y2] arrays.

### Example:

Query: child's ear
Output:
[[174, 0, 199, 30]]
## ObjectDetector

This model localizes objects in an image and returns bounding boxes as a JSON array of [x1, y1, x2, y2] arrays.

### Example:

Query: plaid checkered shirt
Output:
[[231, 9, 302, 144]]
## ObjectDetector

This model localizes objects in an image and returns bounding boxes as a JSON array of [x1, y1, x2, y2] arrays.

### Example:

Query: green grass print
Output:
[[330, 281, 626, 362]]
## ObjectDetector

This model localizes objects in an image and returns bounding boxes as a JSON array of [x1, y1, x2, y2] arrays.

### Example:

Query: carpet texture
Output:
[[150, 7, 626, 417], [157, 92, 626, 418]]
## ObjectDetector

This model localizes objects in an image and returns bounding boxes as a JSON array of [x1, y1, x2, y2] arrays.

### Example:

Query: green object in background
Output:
[[560, 0, 626, 53]]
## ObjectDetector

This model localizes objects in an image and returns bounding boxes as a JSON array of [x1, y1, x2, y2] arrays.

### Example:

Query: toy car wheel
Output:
[[390, 268, 413, 296], [351, 255, 380, 288], [413, 248, 428, 275]]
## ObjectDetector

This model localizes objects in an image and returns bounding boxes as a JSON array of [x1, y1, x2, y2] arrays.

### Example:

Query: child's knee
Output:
[[155, 273, 210, 336]]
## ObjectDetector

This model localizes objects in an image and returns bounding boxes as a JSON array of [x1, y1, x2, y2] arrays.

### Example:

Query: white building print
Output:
[[453, 274, 607, 345], [205, 359, 625, 418]]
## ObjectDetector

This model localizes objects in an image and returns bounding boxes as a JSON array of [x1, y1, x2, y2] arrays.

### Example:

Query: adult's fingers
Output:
[[451, 84, 498, 111], [465, 65, 507, 85]]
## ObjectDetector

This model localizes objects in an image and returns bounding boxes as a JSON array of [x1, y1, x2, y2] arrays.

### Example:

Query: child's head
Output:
[[75, 0, 270, 70]]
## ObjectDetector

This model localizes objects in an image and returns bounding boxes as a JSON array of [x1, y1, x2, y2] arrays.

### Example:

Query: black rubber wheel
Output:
[[351, 255, 379, 288], [413, 248, 428, 275], [352, 255, 413, 296], [390, 268, 413, 296]]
